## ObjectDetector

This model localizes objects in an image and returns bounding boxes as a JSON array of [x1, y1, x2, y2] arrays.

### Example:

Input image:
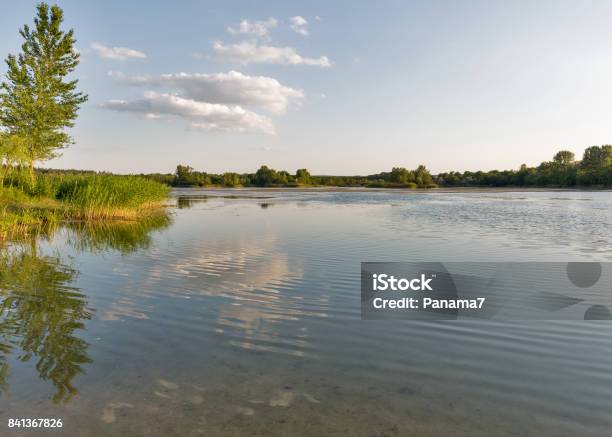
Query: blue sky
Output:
[[1, 0, 612, 174]]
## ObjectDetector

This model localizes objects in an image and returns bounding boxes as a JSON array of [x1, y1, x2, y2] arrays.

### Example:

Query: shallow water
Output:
[[1, 188, 612, 436]]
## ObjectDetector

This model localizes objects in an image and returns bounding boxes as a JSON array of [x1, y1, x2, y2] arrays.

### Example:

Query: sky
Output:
[[1, 0, 612, 175]]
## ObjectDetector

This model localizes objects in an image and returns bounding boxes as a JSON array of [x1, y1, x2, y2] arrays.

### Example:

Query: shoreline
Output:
[[171, 186, 612, 194]]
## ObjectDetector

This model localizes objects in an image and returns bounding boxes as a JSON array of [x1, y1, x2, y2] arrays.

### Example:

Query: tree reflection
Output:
[[0, 210, 172, 402], [0, 340, 9, 394], [0, 246, 91, 403], [177, 195, 207, 209]]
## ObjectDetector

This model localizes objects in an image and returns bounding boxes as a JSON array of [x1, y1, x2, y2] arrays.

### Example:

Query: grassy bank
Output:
[[0, 173, 170, 240]]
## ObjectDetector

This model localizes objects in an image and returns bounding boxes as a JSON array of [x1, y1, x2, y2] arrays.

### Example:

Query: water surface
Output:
[[1, 189, 612, 436]]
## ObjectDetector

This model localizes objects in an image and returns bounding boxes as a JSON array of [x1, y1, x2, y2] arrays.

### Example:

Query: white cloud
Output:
[[289, 16, 309, 35], [227, 18, 278, 38], [109, 70, 303, 114], [108, 71, 150, 85], [213, 41, 331, 67], [101, 91, 274, 134], [91, 42, 146, 60]]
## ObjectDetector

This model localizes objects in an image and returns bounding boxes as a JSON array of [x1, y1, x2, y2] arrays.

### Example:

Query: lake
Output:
[[1, 188, 612, 436]]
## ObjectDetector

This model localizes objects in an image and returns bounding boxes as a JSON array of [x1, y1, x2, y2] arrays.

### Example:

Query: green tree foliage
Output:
[[389, 167, 414, 184], [553, 150, 575, 166], [175, 165, 194, 185], [222, 172, 241, 187], [295, 168, 311, 184], [254, 165, 278, 186], [0, 3, 87, 181], [0, 133, 27, 183], [250, 166, 297, 186], [414, 165, 433, 186], [577, 145, 612, 185], [276, 170, 291, 185], [548, 150, 577, 185], [157, 164, 435, 188], [147, 145, 612, 189], [435, 146, 612, 187], [174, 164, 210, 186], [581, 145, 612, 168]]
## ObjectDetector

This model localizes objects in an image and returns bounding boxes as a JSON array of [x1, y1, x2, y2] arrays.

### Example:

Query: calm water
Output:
[[1, 189, 612, 436]]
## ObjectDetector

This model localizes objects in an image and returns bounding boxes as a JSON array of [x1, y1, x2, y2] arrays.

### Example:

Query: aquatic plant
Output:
[[55, 174, 170, 219], [0, 174, 170, 239]]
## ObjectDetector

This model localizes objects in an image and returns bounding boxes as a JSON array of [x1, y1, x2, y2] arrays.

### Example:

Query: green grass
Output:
[[0, 172, 170, 239], [0, 186, 59, 239], [55, 174, 170, 219]]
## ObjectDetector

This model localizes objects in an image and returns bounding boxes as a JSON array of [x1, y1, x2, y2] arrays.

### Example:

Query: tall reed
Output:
[[55, 175, 170, 219], [1, 173, 170, 239]]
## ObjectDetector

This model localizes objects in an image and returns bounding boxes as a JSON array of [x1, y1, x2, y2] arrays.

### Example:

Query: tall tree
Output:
[[254, 165, 278, 186], [0, 3, 87, 182], [553, 150, 575, 166], [581, 145, 612, 168], [296, 168, 311, 185], [414, 165, 433, 186], [390, 167, 414, 184]]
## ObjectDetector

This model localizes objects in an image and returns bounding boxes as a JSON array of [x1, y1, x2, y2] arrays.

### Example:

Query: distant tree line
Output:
[[142, 145, 612, 189], [436, 146, 612, 187], [143, 164, 438, 188]]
